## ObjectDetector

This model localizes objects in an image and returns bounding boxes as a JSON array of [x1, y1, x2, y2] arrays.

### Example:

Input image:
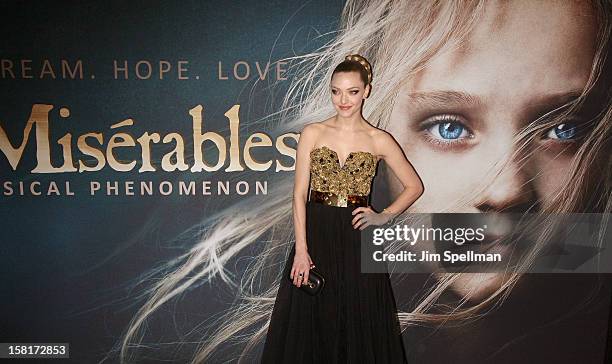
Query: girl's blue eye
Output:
[[427, 121, 470, 140], [546, 123, 577, 140]]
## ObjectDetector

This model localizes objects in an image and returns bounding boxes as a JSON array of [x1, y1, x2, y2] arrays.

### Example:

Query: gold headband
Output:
[[345, 54, 372, 84]]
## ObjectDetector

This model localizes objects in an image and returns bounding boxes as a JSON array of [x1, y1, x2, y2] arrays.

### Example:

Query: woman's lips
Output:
[[339, 105, 352, 110]]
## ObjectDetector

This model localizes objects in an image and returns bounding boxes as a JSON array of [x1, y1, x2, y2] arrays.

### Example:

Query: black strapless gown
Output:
[[261, 199, 408, 363]]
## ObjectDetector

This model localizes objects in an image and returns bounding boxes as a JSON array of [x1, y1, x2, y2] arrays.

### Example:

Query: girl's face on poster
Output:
[[388, 0, 597, 213], [386, 0, 598, 299]]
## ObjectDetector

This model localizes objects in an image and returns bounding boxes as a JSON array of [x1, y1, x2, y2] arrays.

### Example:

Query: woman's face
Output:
[[386, 0, 597, 299], [330, 71, 369, 116]]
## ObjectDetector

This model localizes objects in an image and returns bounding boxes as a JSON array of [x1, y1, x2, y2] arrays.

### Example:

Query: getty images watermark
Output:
[[360, 213, 612, 274], [371, 223, 498, 264]]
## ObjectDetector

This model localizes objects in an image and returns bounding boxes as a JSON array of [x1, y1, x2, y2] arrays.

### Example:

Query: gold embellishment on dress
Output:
[[309, 145, 378, 198], [310, 190, 368, 208]]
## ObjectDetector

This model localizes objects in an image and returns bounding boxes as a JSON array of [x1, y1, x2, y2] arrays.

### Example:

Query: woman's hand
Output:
[[351, 206, 395, 230], [290, 249, 315, 287]]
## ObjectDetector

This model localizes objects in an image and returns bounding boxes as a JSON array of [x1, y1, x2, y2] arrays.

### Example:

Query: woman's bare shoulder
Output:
[[366, 126, 389, 142], [313, 117, 335, 127], [299, 121, 328, 147], [372, 129, 397, 155], [301, 117, 334, 134], [371, 128, 393, 141]]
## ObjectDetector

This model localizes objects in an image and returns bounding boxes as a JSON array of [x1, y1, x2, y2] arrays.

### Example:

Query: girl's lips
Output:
[[339, 105, 352, 110]]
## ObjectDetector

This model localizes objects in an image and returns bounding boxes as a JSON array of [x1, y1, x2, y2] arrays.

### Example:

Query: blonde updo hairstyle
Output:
[[332, 54, 373, 93]]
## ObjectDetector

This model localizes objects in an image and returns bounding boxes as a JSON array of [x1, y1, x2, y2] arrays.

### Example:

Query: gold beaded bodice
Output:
[[309, 145, 378, 197]]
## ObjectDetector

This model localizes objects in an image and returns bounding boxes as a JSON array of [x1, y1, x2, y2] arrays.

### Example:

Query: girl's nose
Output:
[[475, 156, 539, 213]]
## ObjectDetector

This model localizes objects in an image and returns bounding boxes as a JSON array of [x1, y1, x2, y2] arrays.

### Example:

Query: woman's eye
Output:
[[545, 122, 578, 140]]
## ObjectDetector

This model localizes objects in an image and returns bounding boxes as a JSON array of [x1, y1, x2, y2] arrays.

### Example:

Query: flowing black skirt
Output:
[[261, 200, 408, 363]]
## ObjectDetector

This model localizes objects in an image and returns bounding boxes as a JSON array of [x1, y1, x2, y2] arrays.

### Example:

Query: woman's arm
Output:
[[377, 132, 424, 220], [290, 124, 317, 286], [293, 124, 317, 252]]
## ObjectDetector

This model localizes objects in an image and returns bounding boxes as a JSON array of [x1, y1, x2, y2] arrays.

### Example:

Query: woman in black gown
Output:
[[261, 54, 424, 363]]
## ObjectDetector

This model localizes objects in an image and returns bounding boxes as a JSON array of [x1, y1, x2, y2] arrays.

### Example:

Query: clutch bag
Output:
[[288, 267, 325, 296]]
